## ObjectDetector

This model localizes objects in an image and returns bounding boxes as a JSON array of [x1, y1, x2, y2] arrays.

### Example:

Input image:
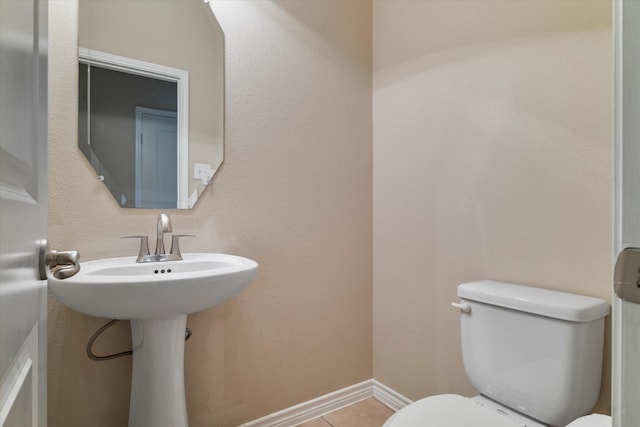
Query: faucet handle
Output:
[[169, 234, 195, 260], [121, 235, 150, 261]]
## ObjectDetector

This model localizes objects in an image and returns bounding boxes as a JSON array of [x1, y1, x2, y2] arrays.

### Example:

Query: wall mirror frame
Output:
[[78, 0, 224, 209]]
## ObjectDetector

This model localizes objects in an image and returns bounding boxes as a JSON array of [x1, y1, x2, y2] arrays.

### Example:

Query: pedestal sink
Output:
[[48, 253, 258, 427]]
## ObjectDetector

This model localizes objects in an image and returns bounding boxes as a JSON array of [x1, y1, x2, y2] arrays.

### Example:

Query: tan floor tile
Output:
[[296, 418, 333, 427], [322, 398, 395, 427]]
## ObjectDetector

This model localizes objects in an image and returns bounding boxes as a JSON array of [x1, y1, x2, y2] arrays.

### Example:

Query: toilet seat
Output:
[[383, 394, 531, 427]]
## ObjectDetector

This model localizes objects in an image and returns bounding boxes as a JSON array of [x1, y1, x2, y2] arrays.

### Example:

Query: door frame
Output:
[[613, 1, 640, 425]]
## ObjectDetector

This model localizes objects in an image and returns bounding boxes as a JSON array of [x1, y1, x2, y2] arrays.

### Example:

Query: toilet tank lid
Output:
[[457, 280, 610, 322]]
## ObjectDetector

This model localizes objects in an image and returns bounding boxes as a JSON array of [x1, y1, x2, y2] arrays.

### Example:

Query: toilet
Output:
[[384, 280, 611, 427]]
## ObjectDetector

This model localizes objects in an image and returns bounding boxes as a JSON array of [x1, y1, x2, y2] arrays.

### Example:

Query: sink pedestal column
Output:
[[129, 315, 188, 427]]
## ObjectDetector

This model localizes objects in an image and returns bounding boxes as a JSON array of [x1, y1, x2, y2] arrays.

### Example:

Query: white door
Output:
[[135, 107, 178, 209], [0, 0, 48, 425], [613, 1, 640, 426]]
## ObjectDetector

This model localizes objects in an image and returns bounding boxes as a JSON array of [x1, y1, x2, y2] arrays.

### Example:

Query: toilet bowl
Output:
[[383, 281, 610, 427], [565, 414, 611, 427], [383, 395, 612, 427], [383, 394, 545, 427]]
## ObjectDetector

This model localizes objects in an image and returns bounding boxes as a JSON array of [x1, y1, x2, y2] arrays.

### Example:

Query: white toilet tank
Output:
[[457, 281, 609, 427]]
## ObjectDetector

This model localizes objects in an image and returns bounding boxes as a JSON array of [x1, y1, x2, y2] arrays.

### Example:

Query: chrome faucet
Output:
[[155, 213, 173, 256], [122, 213, 194, 263]]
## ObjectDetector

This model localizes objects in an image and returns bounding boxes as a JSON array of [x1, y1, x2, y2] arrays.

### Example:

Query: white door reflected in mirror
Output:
[[135, 107, 179, 208]]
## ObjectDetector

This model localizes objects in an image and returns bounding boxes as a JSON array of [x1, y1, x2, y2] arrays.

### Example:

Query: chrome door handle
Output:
[[614, 247, 640, 304], [39, 239, 81, 280]]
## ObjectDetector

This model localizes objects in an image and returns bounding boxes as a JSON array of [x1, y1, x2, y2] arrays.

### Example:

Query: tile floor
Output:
[[296, 397, 395, 427]]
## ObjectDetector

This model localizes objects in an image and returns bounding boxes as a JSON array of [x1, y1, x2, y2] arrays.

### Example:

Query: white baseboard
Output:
[[239, 379, 412, 427], [371, 379, 412, 412]]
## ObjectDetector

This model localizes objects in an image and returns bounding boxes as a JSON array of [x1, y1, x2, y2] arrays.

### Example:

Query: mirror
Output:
[[78, 0, 224, 209]]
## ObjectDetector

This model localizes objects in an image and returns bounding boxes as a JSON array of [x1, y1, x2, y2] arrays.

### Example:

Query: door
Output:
[[0, 0, 48, 426], [135, 107, 178, 209], [613, 1, 640, 426]]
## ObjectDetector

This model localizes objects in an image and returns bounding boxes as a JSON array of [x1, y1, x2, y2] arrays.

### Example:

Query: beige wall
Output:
[[49, 0, 614, 424], [48, 0, 372, 426], [373, 0, 613, 415]]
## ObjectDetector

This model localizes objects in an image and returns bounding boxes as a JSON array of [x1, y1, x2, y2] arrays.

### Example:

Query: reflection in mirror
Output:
[[78, 0, 224, 209], [79, 50, 187, 208]]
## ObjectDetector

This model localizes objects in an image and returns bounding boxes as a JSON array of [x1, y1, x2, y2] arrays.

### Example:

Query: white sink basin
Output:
[[48, 252, 258, 319], [47, 252, 258, 427]]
